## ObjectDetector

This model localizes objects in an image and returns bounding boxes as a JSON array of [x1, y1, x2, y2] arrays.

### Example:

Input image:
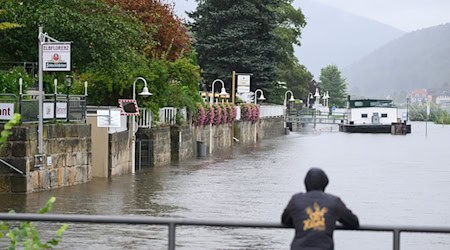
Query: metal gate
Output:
[[136, 139, 153, 171]]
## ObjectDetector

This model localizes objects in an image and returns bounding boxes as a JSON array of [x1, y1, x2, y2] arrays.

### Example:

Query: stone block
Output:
[[10, 175, 27, 193], [11, 142, 28, 157], [9, 126, 28, 141], [29, 172, 39, 192], [0, 176, 11, 193], [78, 124, 91, 138], [0, 142, 11, 157], [50, 170, 58, 188], [68, 166, 76, 185]]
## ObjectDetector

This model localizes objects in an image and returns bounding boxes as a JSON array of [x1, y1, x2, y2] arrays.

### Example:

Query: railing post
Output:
[[393, 229, 400, 250], [168, 222, 176, 250]]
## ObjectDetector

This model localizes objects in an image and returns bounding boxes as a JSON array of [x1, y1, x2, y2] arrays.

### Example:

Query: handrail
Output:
[[0, 159, 24, 175], [1, 213, 450, 250]]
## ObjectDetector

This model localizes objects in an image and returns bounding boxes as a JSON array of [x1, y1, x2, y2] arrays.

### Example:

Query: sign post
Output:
[[37, 27, 71, 159]]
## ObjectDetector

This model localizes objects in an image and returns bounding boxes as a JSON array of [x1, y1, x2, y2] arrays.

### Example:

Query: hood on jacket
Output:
[[304, 168, 329, 192]]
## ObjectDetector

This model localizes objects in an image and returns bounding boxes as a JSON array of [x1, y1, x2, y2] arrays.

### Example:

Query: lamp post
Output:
[[208, 79, 228, 154], [307, 93, 314, 108], [210, 79, 228, 104], [65, 75, 73, 122], [131, 77, 152, 174], [254, 89, 266, 104], [314, 88, 320, 108], [283, 90, 295, 131], [284, 90, 295, 107], [323, 91, 330, 107], [406, 96, 410, 122]]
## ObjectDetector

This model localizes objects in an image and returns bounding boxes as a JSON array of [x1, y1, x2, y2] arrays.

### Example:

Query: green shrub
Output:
[[0, 197, 68, 250]]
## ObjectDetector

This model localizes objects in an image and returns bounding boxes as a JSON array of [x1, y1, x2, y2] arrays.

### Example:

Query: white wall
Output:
[[349, 107, 398, 124]]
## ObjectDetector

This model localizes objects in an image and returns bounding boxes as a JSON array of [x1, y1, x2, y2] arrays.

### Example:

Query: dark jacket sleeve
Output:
[[281, 196, 296, 227], [336, 198, 359, 228]]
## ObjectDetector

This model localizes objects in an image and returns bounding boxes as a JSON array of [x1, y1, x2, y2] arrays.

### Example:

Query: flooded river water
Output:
[[1, 121, 450, 249]]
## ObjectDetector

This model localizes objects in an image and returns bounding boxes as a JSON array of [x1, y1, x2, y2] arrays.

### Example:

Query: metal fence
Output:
[[159, 107, 186, 126], [0, 93, 87, 124], [259, 104, 284, 118], [0, 213, 449, 250]]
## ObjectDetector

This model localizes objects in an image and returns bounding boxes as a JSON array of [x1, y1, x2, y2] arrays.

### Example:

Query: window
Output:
[[354, 101, 363, 107], [361, 114, 368, 118], [381, 113, 388, 118]]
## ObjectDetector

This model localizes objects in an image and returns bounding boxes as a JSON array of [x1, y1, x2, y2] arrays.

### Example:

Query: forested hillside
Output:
[[344, 23, 450, 98]]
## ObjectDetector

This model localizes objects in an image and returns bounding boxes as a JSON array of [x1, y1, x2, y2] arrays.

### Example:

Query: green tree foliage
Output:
[[0, 68, 30, 95], [408, 103, 450, 124], [0, 9, 21, 30], [189, 0, 283, 95], [189, 0, 309, 102], [0, 113, 20, 146], [0, 0, 147, 71], [0, 0, 201, 113], [0, 197, 68, 249], [273, 1, 311, 103], [319, 65, 347, 107]]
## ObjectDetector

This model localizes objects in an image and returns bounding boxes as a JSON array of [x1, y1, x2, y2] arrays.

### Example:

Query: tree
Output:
[[189, 0, 283, 96], [105, 0, 192, 61], [189, 0, 309, 102], [0, 9, 21, 30], [0, 0, 146, 72], [273, 0, 311, 103], [319, 65, 347, 107]]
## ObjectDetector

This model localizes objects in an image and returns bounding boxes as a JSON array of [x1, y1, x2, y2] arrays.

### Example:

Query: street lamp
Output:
[[284, 90, 295, 107], [254, 89, 266, 104], [406, 96, 410, 122], [65, 75, 73, 122], [210, 79, 228, 103], [314, 88, 320, 107], [323, 91, 330, 107], [283, 90, 295, 131], [131, 77, 152, 174], [307, 93, 314, 108]]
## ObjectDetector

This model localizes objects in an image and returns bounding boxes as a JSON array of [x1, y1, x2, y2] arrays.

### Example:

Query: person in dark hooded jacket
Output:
[[281, 167, 359, 250]]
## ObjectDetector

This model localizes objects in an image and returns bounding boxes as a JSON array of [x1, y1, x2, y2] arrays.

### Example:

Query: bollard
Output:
[[197, 141, 207, 157]]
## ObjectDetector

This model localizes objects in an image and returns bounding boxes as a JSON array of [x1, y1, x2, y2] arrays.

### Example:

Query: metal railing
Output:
[[1, 213, 449, 250], [0, 93, 87, 124], [259, 104, 284, 118]]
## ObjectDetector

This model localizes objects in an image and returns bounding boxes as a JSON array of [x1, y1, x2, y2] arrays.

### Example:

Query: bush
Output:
[[0, 197, 68, 249], [240, 103, 259, 122]]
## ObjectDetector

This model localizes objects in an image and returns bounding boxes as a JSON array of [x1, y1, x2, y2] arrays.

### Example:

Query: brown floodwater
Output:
[[1, 121, 450, 249]]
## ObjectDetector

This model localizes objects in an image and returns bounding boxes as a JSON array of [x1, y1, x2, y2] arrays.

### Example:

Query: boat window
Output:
[[381, 113, 388, 118], [354, 101, 364, 107], [361, 114, 368, 118]]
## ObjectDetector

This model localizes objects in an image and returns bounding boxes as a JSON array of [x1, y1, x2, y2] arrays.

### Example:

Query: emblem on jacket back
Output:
[[303, 202, 328, 231]]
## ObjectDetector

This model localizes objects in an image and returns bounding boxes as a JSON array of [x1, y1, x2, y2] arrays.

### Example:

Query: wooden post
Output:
[[231, 70, 236, 104]]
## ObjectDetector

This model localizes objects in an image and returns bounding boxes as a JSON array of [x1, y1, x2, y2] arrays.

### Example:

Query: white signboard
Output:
[[97, 109, 121, 128], [43, 102, 67, 119], [56, 102, 68, 118], [43, 42, 71, 71], [0, 103, 14, 120], [237, 75, 251, 93]]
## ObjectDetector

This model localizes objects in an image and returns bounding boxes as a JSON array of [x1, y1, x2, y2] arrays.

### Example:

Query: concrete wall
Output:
[[0, 123, 91, 193], [171, 125, 195, 162], [88, 116, 109, 178], [258, 117, 285, 139], [109, 130, 132, 176]]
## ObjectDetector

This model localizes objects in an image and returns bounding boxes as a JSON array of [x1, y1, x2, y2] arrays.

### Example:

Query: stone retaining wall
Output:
[[1, 117, 284, 192], [0, 123, 91, 193]]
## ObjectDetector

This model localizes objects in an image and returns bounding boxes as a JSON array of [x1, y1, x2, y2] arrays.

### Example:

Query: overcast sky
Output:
[[173, 0, 450, 32]]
